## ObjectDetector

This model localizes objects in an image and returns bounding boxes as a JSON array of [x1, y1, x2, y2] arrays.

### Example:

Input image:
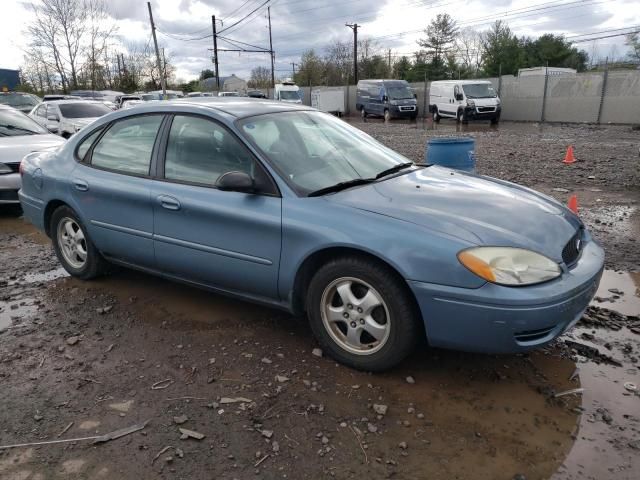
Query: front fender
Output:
[[278, 198, 486, 302]]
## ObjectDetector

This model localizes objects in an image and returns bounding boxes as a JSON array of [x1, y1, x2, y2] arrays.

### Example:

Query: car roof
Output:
[[45, 99, 105, 105], [164, 98, 312, 118]]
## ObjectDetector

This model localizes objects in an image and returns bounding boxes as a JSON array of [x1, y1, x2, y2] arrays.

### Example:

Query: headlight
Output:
[[466, 100, 475, 107], [458, 247, 561, 286], [0, 163, 11, 174]]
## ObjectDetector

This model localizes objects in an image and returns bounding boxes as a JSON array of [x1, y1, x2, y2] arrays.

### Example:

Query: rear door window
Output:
[[90, 115, 163, 176]]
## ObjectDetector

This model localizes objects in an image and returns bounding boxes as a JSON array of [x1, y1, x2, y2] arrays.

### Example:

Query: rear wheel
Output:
[[51, 206, 107, 280], [307, 257, 421, 371]]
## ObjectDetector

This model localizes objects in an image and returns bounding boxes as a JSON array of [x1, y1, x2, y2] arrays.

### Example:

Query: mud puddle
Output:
[[0, 297, 39, 331], [591, 269, 640, 317]]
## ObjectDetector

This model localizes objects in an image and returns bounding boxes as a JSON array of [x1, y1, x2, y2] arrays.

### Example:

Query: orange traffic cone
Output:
[[563, 145, 576, 164], [567, 194, 578, 214]]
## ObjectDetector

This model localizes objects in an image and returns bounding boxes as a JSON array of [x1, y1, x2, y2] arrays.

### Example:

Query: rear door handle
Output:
[[72, 179, 89, 192], [157, 195, 181, 211]]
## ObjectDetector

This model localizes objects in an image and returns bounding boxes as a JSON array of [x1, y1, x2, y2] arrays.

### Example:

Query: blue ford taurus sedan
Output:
[[18, 99, 604, 371]]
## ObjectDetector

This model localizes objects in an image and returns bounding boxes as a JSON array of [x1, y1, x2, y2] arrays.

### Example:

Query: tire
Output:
[[457, 109, 468, 125], [432, 108, 440, 123], [61, 132, 71, 139], [361, 108, 367, 119], [384, 109, 391, 122], [490, 115, 500, 125], [50, 205, 107, 280], [306, 256, 421, 371]]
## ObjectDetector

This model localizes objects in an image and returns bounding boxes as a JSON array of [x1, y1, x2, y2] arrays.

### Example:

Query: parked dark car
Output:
[[19, 99, 604, 371], [247, 90, 267, 99], [0, 92, 41, 114]]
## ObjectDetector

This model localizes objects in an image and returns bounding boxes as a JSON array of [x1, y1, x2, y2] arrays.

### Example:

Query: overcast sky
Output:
[[2, 0, 639, 81]]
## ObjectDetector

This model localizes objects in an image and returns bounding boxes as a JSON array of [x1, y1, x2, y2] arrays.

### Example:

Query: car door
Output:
[[152, 114, 282, 299], [69, 114, 165, 268]]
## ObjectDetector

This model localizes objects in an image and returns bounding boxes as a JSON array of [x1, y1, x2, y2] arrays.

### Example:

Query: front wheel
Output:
[[361, 108, 367, 119], [307, 257, 421, 371], [51, 206, 107, 280], [457, 109, 469, 124], [384, 109, 391, 122], [432, 108, 440, 123]]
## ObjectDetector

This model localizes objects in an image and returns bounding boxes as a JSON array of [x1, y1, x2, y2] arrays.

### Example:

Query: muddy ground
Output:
[[1, 120, 639, 480]]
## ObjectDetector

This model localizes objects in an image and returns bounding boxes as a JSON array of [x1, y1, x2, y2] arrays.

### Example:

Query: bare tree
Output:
[[248, 66, 271, 88], [324, 40, 351, 85], [456, 28, 482, 75], [27, 3, 69, 91], [83, 0, 117, 90]]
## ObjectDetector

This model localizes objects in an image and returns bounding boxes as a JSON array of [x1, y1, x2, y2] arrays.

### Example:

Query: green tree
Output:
[[523, 34, 588, 71], [417, 13, 458, 79], [393, 56, 412, 80], [625, 33, 640, 63], [481, 20, 523, 76], [199, 69, 215, 80], [293, 49, 324, 86]]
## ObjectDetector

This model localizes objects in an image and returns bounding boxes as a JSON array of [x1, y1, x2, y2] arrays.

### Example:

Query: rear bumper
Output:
[[409, 237, 604, 353], [18, 190, 45, 230], [0, 173, 20, 204]]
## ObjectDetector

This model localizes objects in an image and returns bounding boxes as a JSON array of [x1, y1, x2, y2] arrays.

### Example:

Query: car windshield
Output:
[[58, 103, 111, 118], [239, 111, 413, 195], [462, 83, 497, 99], [279, 90, 299, 100], [386, 86, 414, 100], [0, 108, 47, 136], [0, 93, 39, 108]]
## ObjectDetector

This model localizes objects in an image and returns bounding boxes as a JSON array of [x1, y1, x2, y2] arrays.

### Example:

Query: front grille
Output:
[[514, 326, 555, 343], [0, 190, 19, 201], [562, 229, 583, 267], [477, 106, 495, 113]]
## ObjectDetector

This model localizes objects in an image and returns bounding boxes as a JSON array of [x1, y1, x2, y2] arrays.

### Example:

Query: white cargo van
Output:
[[274, 79, 302, 104], [429, 80, 501, 124]]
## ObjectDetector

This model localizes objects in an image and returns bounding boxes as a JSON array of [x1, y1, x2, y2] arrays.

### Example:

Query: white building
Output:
[[202, 74, 247, 94]]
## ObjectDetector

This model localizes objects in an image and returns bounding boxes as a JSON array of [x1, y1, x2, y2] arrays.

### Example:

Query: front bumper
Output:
[[409, 237, 604, 353], [465, 106, 501, 120], [0, 172, 21, 204], [390, 105, 418, 118]]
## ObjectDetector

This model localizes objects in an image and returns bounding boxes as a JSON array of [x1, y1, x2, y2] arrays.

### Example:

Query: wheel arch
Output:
[[43, 199, 70, 237], [290, 246, 421, 322]]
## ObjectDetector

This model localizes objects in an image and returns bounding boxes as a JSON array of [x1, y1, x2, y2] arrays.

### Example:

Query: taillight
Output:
[[19, 160, 25, 176]]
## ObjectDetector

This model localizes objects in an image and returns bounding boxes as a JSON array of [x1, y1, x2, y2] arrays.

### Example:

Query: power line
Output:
[[218, 0, 272, 35]]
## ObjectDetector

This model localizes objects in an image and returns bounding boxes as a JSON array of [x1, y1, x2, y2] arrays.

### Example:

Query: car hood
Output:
[[0, 134, 65, 163], [328, 166, 581, 261]]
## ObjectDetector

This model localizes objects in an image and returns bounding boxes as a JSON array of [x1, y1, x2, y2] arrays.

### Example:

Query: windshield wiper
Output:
[[375, 162, 413, 179], [307, 178, 375, 197], [0, 124, 40, 134]]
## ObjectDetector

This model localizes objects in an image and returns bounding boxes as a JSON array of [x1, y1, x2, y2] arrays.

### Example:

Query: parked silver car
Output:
[[0, 105, 64, 205], [28, 100, 112, 138]]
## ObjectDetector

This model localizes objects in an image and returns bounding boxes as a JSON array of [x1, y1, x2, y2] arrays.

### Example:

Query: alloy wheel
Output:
[[320, 277, 391, 355], [57, 217, 88, 269]]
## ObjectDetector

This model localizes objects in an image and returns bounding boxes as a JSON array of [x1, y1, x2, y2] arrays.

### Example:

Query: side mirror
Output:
[[216, 171, 255, 193], [414, 93, 417, 99], [382, 95, 389, 102]]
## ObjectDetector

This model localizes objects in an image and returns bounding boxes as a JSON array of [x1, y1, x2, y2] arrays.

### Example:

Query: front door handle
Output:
[[157, 195, 181, 211], [72, 178, 89, 192]]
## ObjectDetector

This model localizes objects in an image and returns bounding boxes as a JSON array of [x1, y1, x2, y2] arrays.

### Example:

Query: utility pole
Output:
[[268, 6, 275, 89], [291, 62, 297, 77], [147, 1, 166, 98], [346, 23, 358, 84], [212, 15, 220, 90]]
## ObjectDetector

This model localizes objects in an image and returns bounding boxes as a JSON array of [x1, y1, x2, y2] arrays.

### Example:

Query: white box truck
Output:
[[311, 88, 345, 116]]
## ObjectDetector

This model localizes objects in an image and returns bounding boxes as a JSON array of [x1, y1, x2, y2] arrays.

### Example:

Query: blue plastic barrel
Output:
[[425, 137, 476, 172]]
